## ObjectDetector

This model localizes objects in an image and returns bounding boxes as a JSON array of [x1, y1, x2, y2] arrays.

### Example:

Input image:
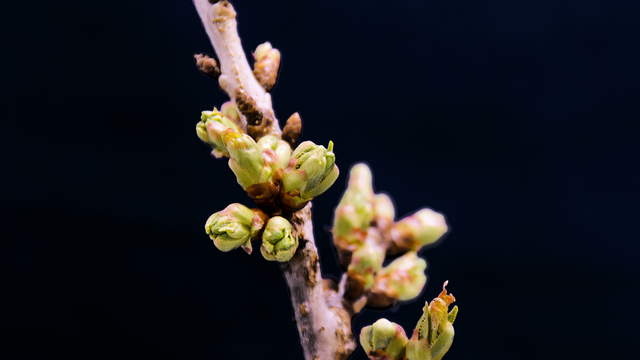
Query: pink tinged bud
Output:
[[204, 203, 265, 253], [359, 318, 409, 360], [332, 164, 376, 251], [392, 208, 448, 252], [223, 132, 273, 190], [372, 252, 427, 301], [347, 237, 385, 290], [196, 109, 241, 157]]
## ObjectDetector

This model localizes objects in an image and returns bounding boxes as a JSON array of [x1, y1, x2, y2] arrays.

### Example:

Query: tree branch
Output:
[[193, 1, 356, 359], [194, 0, 280, 138], [284, 204, 356, 360]]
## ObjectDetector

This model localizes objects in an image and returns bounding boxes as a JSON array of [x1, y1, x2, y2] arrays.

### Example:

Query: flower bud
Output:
[[257, 134, 292, 171], [347, 237, 385, 291], [224, 131, 273, 190], [359, 318, 408, 360], [281, 140, 339, 210], [253, 42, 281, 91], [196, 109, 241, 157], [406, 282, 458, 360], [372, 252, 427, 302], [332, 164, 375, 251], [205, 203, 266, 253], [374, 193, 395, 230], [391, 209, 448, 252], [260, 216, 298, 262]]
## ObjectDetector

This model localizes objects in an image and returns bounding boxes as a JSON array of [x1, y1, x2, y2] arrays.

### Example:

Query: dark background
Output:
[[3, 0, 638, 359]]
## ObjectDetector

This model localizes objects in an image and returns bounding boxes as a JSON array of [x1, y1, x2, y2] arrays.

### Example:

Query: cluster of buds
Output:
[[205, 204, 299, 262], [359, 283, 458, 360], [196, 105, 338, 211], [280, 140, 339, 210], [333, 163, 445, 308]]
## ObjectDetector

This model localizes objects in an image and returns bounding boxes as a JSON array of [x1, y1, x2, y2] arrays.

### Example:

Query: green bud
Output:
[[196, 109, 241, 157], [224, 132, 273, 190], [257, 134, 292, 171], [406, 283, 458, 360], [260, 216, 298, 262], [347, 238, 385, 290], [332, 164, 375, 251], [281, 140, 339, 209], [392, 209, 448, 252], [205, 203, 265, 253], [373, 252, 427, 301], [359, 318, 408, 360]]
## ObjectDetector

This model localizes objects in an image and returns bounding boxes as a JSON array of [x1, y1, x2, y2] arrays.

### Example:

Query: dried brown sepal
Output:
[[279, 191, 310, 213], [245, 181, 280, 212], [283, 112, 303, 146], [194, 53, 220, 79], [366, 290, 397, 309], [253, 42, 281, 91], [344, 275, 367, 302]]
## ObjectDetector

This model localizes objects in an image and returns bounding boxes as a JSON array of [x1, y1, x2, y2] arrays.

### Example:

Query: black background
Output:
[[3, 1, 638, 359]]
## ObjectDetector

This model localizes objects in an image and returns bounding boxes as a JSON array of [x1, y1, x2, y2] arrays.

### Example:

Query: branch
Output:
[[284, 204, 356, 360], [193, 1, 355, 359], [194, 0, 280, 138]]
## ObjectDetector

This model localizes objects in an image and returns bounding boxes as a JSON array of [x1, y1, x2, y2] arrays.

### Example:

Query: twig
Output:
[[193, 1, 356, 358], [194, 0, 280, 138], [284, 204, 356, 360]]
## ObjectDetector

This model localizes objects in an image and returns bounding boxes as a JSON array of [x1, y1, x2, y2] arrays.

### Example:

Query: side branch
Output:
[[283, 204, 356, 360], [193, 0, 280, 137]]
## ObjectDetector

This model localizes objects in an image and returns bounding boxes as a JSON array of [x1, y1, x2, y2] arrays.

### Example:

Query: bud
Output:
[[253, 42, 281, 91], [374, 193, 395, 230], [196, 109, 241, 157], [224, 131, 273, 190], [347, 237, 385, 291], [281, 140, 339, 210], [194, 53, 220, 79], [282, 112, 302, 145], [406, 282, 458, 360], [260, 216, 298, 262], [332, 164, 375, 251], [257, 134, 292, 172], [204, 203, 266, 253], [359, 318, 408, 360], [391, 209, 448, 252], [372, 252, 427, 302]]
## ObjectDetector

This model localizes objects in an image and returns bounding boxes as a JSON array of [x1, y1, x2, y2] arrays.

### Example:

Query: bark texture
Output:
[[283, 204, 356, 360]]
